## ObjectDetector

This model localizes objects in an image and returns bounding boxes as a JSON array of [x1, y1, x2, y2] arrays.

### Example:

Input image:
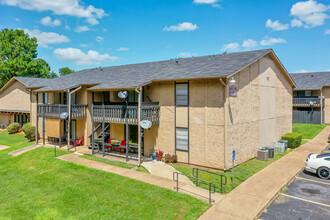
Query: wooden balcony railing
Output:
[[292, 97, 322, 107], [37, 104, 88, 119], [93, 104, 160, 125]]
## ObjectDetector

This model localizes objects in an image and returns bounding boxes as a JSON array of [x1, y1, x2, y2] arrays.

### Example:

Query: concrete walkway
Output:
[[58, 152, 222, 203], [199, 126, 330, 220], [142, 160, 193, 184], [0, 145, 9, 151], [8, 145, 40, 156]]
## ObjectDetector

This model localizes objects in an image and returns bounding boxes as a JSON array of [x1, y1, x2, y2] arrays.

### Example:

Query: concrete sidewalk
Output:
[[0, 145, 9, 151], [8, 145, 40, 156], [199, 126, 330, 220], [58, 153, 223, 204]]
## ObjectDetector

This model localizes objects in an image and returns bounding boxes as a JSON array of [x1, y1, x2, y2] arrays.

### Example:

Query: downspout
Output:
[[135, 86, 142, 165], [220, 78, 228, 170], [67, 86, 82, 147]]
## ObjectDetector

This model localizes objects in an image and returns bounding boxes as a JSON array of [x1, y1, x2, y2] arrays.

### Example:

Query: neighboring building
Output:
[[0, 77, 51, 128], [19, 49, 294, 170], [290, 71, 330, 124]]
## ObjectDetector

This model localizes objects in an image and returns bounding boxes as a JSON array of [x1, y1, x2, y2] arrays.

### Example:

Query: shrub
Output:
[[171, 154, 178, 163], [281, 132, 302, 148], [164, 154, 172, 163], [7, 123, 20, 134], [155, 150, 164, 161], [25, 126, 36, 141], [22, 123, 31, 133]]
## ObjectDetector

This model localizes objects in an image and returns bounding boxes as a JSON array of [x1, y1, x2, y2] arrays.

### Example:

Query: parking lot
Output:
[[259, 169, 330, 220]]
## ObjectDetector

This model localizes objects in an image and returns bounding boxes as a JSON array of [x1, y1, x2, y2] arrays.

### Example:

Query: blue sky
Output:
[[0, 0, 329, 74]]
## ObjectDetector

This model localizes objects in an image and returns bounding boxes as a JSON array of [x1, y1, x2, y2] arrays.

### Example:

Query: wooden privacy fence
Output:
[[293, 110, 321, 124]]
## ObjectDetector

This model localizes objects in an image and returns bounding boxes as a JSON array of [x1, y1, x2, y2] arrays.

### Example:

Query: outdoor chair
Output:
[[106, 139, 114, 152], [116, 140, 126, 152], [73, 136, 84, 147]]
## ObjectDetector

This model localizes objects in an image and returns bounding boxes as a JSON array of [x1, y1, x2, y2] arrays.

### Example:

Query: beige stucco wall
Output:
[[322, 87, 330, 123], [224, 56, 292, 169], [0, 113, 12, 125], [0, 81, 30, 112]]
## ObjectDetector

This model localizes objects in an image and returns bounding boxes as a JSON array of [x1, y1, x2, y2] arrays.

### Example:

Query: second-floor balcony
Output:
[[37, 104, 88, 119], [92, 103, 160, 125], [293, 97, 322, 107]]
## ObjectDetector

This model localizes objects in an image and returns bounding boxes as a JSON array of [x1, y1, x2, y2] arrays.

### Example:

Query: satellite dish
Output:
[[140, 120, 152, 129], [309, 101, 314, 106], [60, 112, 69, 119], [118, 91, 128, 99]]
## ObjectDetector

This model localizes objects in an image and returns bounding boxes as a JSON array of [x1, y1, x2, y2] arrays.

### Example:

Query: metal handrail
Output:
[[173, 172, 216, 204], [192, 168, 227, 194]]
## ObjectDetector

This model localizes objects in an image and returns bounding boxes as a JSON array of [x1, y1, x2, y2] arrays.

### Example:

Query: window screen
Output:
[[305, 90, 312, 97], [176, 83, 188, 106], [176, 127, 188, 151]]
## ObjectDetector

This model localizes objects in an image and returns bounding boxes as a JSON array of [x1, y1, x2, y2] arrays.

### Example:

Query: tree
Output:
[[49, 71, 58, 78], [0, 28, 51, 88], [59, 67, 74, 76]]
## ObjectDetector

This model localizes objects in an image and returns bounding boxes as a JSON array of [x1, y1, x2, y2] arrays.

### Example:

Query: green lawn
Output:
[[0, 131, 208, 219], [173, 150, 292, 194], [292, 123, 327, 139], [80, 154, 150, 173]]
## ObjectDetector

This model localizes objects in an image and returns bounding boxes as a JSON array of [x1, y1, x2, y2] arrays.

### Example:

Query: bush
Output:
[[171, 154, 178, 163], [155, 150, 164, 161], [281, 132, 302, 148], [22, 123, 31, 133], [164, 154, 178, 163], [7, 123, 20, 134], [25, 126, 36, 141]]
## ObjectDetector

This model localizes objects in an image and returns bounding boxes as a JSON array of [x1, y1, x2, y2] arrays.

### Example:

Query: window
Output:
[[305, 90, 312, 97], [176, 83, 188, 106], [43, 93, 48, 104], [128, 91, 138, 103], [176, 127, 188, 151]]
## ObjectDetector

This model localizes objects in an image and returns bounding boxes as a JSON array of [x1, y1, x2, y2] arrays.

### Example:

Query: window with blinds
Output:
[[176, 83, 188, 106], [176, 127, 188, 151]]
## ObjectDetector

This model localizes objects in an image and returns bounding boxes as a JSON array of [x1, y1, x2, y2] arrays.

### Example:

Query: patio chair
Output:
[[105, 139, 114, 152], [116, 140, 126, 152], [73, 136, 84, 147]]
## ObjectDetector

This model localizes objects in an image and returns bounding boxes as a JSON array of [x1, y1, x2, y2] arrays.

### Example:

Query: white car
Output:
[[305, 153, 330, 179]]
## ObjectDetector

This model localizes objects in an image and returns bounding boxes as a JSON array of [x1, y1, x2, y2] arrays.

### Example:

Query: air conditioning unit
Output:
[[274, 142, 286, 153], [257, 148, 269, 161]]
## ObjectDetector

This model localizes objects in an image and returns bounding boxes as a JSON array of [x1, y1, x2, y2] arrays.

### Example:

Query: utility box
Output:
[[257, 148, 269, 161], [274, 142, 286, 153], [263, 147, 275, 158], [278, 140, 288, 150]]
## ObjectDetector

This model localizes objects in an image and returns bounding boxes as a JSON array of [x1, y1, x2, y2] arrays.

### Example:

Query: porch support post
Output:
[[35, 93, 39, 145], [42, 94, 45, 146], [136, 87, 142, 165], [125, 98, 128, 162], [67, 91, 71, 148], [91, 92, 95, 155], [102, 91, 105, 157]]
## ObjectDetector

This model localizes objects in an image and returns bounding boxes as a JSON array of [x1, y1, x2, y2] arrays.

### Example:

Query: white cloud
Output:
[[80, 44, 90, 47], [15, 18, 20, 22], [117, 47, 129, 51], [178, 52, 198, 57], [65, 25, 70, 31], [74, 25, 90, 32], [293, 69, 309, 73], [96, 36, 104, 42], [241, 39, 258, 48], [290, 0, 330, 28], [260, 37, 286, 46], [221, 42, 240, 51], [1, 0, 108, 25], [22, 28, 69, 48], [193, 0, 218, 3], [265, 19, 289, 31], [325, 29, 330, 35], [163, 22, 198, 32], [40, 16, 61, 27], [53, 48, 117, 65], [291, 18, 304, 27]]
